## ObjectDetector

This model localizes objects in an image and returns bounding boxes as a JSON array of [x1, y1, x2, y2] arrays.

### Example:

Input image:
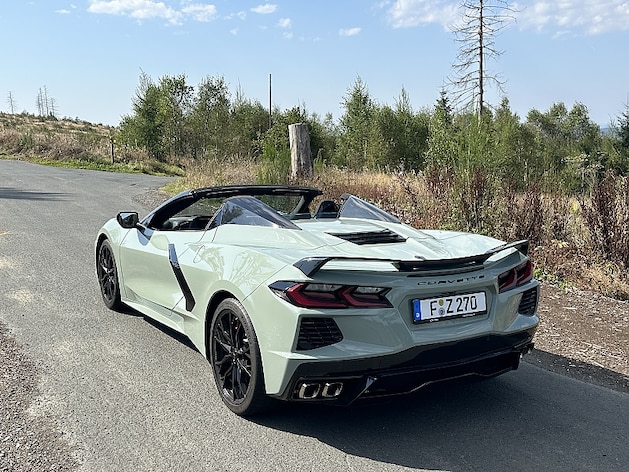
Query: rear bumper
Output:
[[275, 328, 536, 404]]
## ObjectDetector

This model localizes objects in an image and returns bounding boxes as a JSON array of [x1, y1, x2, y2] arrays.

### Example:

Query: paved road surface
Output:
[[1, 160, 627, 471]]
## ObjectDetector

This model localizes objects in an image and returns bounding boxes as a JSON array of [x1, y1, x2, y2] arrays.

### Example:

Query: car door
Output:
[[117, 226, 204, 321]]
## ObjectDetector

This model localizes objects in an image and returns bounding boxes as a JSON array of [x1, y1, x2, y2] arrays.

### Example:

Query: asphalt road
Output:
[[1, 160, 628, 472]]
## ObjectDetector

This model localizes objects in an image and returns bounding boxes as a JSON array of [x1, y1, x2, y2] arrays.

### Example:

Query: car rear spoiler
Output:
[[293, 240, 529, 277]]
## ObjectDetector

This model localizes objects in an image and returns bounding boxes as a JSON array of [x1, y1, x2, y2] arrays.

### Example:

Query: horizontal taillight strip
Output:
[[269, 282, 391, 309]]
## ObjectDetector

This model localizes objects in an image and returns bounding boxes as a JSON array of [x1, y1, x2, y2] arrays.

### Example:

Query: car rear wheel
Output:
[[209, 298, 271, 416], [97, 240, 123, 311]]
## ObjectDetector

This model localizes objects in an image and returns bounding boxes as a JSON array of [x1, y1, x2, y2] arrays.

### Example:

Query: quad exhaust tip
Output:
[[297, 381, 344, 399]]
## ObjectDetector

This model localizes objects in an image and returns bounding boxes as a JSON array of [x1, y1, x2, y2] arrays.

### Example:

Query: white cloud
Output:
[[514, 0, 629, 35], [225, 10, 247, 20], [278, 17, 291, 28], [339, 27, 361, 36], [222, 11, 247, 20], [251, 3, 277, 15], [88, 0, 183, 24], [87, 0, 220, 25], [56, 9, 71, 14], [182, 4, 217, 22], [385, 0, 459, 29], [384, 0, 629, 35]]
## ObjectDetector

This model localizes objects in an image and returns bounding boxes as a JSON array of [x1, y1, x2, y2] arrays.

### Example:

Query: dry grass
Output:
[[2, 112, 626, 300], [176, 159, 629, 300], [0, 112, 183, 176]]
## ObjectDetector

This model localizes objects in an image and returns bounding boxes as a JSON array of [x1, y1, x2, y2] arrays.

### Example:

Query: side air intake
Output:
[[296, 318, 343, 350], [518, 287, 538, 315]]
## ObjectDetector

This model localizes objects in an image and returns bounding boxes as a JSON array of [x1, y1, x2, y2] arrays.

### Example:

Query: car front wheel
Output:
[[209, 298, 271, 416], [97, 239, 123, 311]]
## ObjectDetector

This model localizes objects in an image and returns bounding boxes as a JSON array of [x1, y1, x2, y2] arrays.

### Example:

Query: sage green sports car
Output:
[[95, 185, 539, 416]]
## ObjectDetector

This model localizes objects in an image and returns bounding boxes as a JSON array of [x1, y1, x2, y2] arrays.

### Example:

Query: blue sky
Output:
[[1, 1, 628, 127]]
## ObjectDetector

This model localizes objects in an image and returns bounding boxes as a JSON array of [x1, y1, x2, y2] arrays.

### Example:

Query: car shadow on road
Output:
[[0, 187, 69, 200], [252, 364, 628, 471], [110, 311, 628, 471], [526, 348, 628, 393], [135, 310, 199, 353]]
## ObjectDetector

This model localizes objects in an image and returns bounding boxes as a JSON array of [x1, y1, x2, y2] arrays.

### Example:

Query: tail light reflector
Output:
[[270, 282, 391, 309], [499, 260, 533, 293]]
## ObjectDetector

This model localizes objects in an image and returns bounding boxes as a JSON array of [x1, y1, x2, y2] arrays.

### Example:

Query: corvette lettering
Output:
[[417, 274, 485, 286]]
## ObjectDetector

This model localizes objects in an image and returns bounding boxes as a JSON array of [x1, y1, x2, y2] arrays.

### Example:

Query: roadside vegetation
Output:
[[1, 74, 628, 300]]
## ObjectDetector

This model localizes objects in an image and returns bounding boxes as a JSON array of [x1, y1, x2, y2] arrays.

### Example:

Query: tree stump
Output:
[[288, 123, 313, 179]]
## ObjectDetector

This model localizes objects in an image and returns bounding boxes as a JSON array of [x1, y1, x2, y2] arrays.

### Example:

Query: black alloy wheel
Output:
[[97, 240, 122, 310], [210, 298, 271, 416]]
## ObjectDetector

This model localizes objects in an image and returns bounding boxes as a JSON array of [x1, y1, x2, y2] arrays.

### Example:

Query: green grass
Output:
[[1, 154, 185, 177]]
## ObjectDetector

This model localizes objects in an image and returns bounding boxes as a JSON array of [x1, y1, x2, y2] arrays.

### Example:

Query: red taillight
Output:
[[287, 284, 347, 308], [516, 260, 533, 284], [270, 282, 391, 309], [499, 260, 533, 293]]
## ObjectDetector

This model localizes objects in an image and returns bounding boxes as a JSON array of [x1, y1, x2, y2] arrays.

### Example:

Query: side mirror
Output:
[[117, 212, 139, 229]]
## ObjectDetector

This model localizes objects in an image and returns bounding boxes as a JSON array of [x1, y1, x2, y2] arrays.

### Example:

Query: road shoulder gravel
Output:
[[0, 323, 78, 471]]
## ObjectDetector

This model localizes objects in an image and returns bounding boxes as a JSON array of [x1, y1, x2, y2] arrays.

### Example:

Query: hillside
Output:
[[0, 112, 181, 176]]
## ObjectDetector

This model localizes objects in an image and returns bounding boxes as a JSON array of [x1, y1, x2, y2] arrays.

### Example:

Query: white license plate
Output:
[[412, 292, 487, 323]]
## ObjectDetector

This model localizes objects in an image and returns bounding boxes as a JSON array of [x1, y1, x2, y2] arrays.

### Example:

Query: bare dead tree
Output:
[[49, 97, 58, 118], [36, 88, 45, 116], [7, 92, 16, 114], [448, 0, 515, 117], [43, 86, 50, 116], [35, 86, 57, 118]]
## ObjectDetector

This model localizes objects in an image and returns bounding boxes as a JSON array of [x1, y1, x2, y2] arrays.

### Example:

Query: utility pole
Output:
[[268, 73, 272, 129]]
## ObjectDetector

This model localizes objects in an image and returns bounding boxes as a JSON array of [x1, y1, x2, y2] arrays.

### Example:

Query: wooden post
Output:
[[288, 123, 313, 179], [110, 137, 115, 164]]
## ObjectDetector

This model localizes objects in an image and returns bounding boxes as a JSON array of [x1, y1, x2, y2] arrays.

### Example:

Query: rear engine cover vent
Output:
[[297, 318, 343, 350], [327, 229, 406, 245]]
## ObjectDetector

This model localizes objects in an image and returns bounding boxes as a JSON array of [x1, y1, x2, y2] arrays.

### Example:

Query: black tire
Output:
[[209, 298, 272, 416], [97, 239, 123, 311]]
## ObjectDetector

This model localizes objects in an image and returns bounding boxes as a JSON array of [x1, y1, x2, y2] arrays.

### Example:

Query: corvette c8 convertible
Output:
[[95, 185, 539, 416]]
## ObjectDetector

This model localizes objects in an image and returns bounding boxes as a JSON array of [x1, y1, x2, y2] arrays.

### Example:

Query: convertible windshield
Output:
[[211, 196, 300, 230], [338, 195, 400, 223]]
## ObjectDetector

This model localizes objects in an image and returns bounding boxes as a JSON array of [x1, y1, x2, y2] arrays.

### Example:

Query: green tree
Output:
[[120, 72, 166, 160], [263, 106, 307, 152], [189, 75, 231, 159], [601, 103, 629, 175], [376, 88, 429, 170], [229, 88, 269, 159], [619, 103, 629, 150], [492, 97, 538, 185], [337, 77, 386, 169], [309, 112, 338, 164], [260, 105, 331, 163], [426, 90, 458, 169], [526, 102, 571, 176], [615, 103, 629, 173], [158, 74, 194, 159], [526, 102, 602, 190]]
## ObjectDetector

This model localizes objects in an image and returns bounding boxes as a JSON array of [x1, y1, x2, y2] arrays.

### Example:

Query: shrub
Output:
[[580, 172, 629, 268]]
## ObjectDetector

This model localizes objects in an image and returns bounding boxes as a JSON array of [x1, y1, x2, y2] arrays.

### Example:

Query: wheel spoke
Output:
[[213, 325, 232, 353], [235, 358, 252, 379]]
